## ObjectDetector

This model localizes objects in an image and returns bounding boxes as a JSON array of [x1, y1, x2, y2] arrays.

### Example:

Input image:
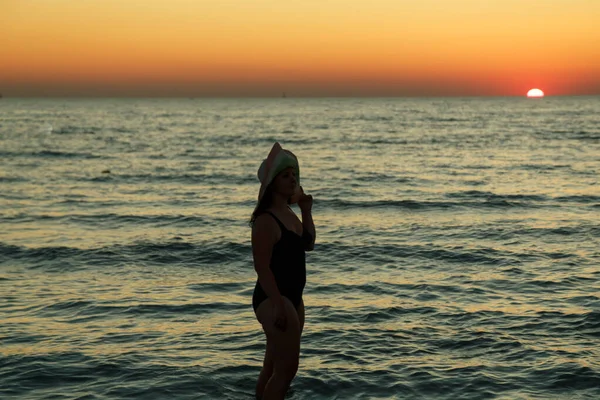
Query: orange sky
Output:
[[1, 0, 599, 97]]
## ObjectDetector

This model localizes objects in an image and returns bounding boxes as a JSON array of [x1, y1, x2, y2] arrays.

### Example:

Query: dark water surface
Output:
[[1, 97, 599, 399]]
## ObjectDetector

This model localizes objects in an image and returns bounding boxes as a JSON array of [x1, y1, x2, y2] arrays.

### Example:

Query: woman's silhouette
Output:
[[250, 142, 315, 400]]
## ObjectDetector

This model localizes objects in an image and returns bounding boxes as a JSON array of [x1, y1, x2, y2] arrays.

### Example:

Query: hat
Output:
[[256, 142, 300, 207]]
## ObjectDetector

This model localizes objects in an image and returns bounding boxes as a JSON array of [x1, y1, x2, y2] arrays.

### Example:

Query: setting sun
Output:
[[527, 89, 545, 98], [1, 1, 599, 97]]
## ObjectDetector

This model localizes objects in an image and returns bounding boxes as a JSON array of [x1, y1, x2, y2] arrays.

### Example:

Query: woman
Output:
[[250, 142, 316, 400]]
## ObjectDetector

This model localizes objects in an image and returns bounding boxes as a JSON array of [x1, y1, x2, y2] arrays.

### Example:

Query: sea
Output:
[[1, 97, 599, 400]]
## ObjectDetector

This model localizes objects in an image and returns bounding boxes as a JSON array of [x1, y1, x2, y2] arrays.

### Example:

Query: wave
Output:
[[554, 194, 600, 204], [534, 129, 600, 141], [0, 240, 250, 271], [0, 352, 221, 398], [0, 238, 529, 271], [447, 224, 600, 242], [356, 138, 410, 145], [333, 115, 394, 122], [40, 300, 247, 318], [535, 310, 600, 337], [202, 135, 315, 147], [0, 176, 28, 183], [0, 353, 261, 399], [445, 190, 548, 201], [512, 225, 600, 238], [75, 171, 256, 185], [424, 117, 469, 123], [0, 150, 104, 159], [52, 126, 137, 135], [311, 242, 531, 266], [317, 198, 544, 210], [51, 125, 99, 134], [517, 163, 573, 171], [347, 173, 414, 183], [0, 213, 233, 228], [316, 190, 595, 210], [308, 281, 465, 297]]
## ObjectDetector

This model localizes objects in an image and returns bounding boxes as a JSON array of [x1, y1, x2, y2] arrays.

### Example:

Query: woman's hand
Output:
[[273, 299, 288, 332], [297, 186, 313, 213]]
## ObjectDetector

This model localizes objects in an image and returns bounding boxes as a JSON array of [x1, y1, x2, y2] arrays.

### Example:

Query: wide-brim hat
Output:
[[255, 142, 300, 208]]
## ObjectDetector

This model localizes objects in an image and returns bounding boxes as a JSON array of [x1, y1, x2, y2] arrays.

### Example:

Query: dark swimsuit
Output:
[[252, 211, 312, 311]]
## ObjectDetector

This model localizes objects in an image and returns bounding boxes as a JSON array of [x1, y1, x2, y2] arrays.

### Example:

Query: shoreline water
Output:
[[1, 97, 599, 399]]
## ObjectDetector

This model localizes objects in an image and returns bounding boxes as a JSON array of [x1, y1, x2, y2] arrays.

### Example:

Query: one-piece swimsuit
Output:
[[252, 211, 312, 311]]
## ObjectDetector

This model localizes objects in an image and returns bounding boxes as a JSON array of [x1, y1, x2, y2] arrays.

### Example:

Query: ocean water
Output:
[[1, 97, 599, 400]]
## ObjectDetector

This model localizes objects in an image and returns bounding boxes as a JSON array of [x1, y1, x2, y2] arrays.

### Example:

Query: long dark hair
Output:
[[249, 185, 274, 227]]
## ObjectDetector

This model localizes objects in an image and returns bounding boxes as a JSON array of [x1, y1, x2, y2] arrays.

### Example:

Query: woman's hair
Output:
[[249, 183, 293, 227], [249, 184, 274, 226]]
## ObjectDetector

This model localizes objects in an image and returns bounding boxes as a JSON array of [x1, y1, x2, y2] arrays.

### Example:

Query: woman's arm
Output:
[[252, 215, 284, 304], [297, 186, 315, 251], [301, 209, 315, 251]]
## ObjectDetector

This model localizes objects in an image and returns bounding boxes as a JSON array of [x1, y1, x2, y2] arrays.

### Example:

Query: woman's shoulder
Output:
[[252, 212, 282, 244], [253, 212, 278, 230]]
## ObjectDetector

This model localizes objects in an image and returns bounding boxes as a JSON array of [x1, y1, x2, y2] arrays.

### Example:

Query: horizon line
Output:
[[1, 94, 599, 99]]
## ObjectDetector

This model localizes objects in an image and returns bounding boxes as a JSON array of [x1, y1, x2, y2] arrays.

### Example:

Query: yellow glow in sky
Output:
[[1, 0, 599, 96]]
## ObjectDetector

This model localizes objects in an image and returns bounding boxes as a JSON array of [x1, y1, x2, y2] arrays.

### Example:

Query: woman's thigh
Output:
[[255, 297, 301, 362]]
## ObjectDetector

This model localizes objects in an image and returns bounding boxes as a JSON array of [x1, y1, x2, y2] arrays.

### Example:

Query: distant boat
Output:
[[282, 92, 287, 98]]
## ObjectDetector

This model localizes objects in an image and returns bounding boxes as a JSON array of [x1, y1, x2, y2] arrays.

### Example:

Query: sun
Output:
[[527, 88, 544, 98]]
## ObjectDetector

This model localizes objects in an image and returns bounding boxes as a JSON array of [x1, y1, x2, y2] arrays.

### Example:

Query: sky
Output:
[[1, 0, 599, 97]]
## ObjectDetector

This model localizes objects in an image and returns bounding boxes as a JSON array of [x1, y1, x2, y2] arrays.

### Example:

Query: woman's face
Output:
[[271, 167, 298, 198]]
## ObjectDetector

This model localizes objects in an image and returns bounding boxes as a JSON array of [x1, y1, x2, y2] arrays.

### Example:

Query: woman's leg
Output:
[[255, 338, 274, 399], [255, 297, 301, 400], [255, 298, 305, 399], [297, 298, 305, 336]]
